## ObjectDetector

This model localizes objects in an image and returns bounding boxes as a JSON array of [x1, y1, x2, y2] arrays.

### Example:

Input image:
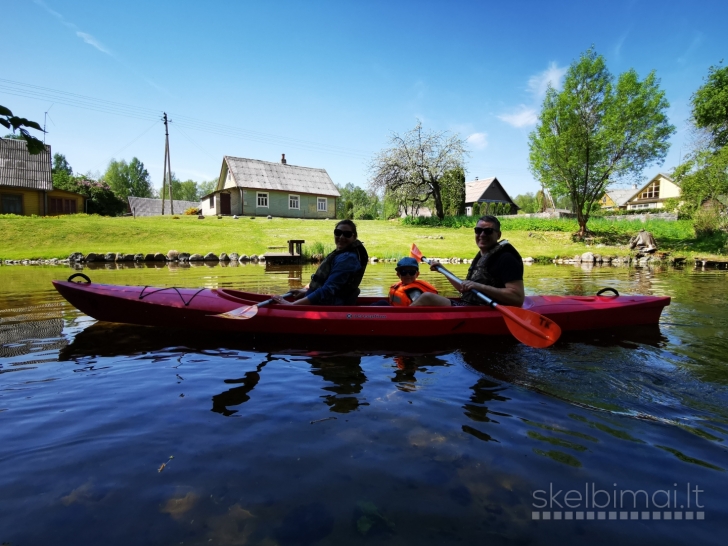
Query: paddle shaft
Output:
[[419, 256, 498, 308]]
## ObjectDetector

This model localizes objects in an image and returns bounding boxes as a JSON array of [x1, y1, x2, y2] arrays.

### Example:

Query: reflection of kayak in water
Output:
[[53, 278, 670, 339]]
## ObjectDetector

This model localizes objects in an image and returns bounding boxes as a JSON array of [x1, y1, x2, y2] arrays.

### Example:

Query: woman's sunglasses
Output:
[[334, 229, 355, 238], [474, 227, 496, 236], [397, 269, 418, 276]]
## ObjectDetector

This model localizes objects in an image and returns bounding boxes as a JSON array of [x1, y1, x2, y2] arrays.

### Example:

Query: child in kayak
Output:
[[388, 257, 438, 306]]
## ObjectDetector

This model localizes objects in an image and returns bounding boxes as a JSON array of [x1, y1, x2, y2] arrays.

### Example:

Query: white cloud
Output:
[[497, 106, 538, 128], [466, 132, 488, 150], [527, 62, 567, 98], [76, 32, 111, 55]]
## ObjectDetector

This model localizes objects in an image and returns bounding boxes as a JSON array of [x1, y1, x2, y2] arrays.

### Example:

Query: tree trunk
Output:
[[431, 181, 445, 219]]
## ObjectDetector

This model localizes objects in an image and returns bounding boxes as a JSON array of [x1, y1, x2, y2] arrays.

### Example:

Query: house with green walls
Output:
[[200, 154, 340, 218]]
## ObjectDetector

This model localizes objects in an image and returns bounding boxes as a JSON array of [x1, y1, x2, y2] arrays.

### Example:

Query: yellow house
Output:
[[0, 138, 85, 215], [601, 173, 680, 211]]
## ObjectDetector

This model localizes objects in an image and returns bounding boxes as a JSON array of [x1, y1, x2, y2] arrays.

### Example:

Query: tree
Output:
[[336, 183, 380, 219], [52, 153, 72, 175], [673, 63, 728, 220], [104, 157, 154, 200], [369, 121, 468, 219], [439, 167, 466, 216], [160, 174, 202, 202], [197, 178, 218, 198], [514, 192, 540, 213], [528, 48, 674, 237], [691, 62, 728, 148], [0, 105, 45, 154]]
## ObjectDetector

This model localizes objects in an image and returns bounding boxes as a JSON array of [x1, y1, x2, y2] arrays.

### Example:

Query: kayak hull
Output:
[[52, 280, 671, 339]]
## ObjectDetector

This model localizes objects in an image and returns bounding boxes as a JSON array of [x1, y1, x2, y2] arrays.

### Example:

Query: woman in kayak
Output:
[[410, 215, 525, 307], [273, 219, 369, 306]]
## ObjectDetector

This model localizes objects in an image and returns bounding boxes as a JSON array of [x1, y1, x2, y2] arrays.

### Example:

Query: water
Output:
[[1, 262, 727, 545]]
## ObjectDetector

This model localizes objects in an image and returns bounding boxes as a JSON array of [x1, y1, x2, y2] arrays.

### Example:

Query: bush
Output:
[[693, 206, 727, 236], [184, 207, 201, 215]]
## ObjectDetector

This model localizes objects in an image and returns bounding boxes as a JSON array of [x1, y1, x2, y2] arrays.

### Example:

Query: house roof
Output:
[[465, 177, 517, 208], [0, 138, 53, 191], [223, 156, 340, 197], [127, 196, 201, 217], [604, 188, 638, 207]]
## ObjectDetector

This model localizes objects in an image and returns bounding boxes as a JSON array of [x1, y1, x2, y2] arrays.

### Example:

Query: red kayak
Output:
[[52, 276, 670, 339]]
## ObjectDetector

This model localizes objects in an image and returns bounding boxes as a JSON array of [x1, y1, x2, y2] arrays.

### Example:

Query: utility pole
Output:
[[161, 112, 174, 215]]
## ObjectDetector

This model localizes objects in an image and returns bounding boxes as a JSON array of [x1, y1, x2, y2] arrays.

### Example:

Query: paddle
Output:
[[410, 244, 561, 348], [216, 291, 293, 320]]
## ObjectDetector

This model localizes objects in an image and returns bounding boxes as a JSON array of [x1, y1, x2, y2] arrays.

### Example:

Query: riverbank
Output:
[[1, 213, 725, 262]]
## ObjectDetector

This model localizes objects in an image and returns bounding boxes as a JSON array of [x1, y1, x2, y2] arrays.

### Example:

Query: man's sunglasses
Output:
[[397, 269, 418, 276], [334, 229, 355, 238], [474, 227, 496, 236]]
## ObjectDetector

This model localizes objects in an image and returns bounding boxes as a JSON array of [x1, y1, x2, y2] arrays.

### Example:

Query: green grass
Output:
[[0, 213, 725, 261]]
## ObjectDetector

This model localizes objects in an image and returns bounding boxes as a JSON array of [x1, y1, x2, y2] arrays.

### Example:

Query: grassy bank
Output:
[[0, 214, 725, 261]]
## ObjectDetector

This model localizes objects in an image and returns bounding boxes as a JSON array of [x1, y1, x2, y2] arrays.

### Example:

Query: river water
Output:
[[1, 262, 727, 545]]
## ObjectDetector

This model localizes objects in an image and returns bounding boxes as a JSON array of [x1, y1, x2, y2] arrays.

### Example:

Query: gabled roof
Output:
[[223, 156, 340, 197], [604, 188, 638, 207], [465, 177, 517, 207], [127, 196, 201, 217], [0, 138, 53, 191]]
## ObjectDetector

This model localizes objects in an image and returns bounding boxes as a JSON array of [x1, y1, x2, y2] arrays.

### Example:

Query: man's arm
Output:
[[459, 279, 525, 307]]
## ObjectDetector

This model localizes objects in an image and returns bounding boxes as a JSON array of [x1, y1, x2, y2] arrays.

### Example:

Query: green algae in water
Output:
[[533, 448, 582, 467]]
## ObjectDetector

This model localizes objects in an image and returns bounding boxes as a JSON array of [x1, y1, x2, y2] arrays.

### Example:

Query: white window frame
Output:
[[257, 192, 269, 208], [466, 206, 472, 216], [289, 194, 300, 210], [317, 197, 327, 212]]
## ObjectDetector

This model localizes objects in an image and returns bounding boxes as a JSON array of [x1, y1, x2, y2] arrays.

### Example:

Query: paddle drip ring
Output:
[[596, 287, 619, 297], [67, 273, 91, 284]]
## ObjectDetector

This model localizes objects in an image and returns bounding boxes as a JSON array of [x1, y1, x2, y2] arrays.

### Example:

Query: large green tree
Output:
[[369, 122, 468, 219], [104, 157, 154, 200], [528, 48, 674, 237], [691, 63, 728, 149], [673, 63, 728, 219]]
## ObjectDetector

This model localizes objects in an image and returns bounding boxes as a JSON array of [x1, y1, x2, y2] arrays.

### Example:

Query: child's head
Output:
[[395, 257, 420, 286]]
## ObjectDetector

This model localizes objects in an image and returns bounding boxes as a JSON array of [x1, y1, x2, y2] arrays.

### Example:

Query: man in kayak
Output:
[[388, 257, 438, 306], [273, 219, 368, 306], [410, 215, 525, 307]]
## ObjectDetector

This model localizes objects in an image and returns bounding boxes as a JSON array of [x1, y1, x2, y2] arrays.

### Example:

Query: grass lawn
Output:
[[0, 214, 724, 261]]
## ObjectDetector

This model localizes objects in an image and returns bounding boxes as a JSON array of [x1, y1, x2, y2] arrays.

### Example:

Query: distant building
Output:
[[601, 173, 681, 211], [127, 196, 202, 217], [0, 138, 85, 215], [464, 177, 519, 216], [200, 154, 339, 218]]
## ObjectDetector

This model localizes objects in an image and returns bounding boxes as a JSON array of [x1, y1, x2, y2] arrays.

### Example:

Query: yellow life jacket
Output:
[[388, 279, 438, 306]]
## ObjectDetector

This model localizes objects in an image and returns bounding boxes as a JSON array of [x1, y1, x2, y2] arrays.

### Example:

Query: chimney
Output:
[[633, 184, 637, 189], [475, 176, 479, 181], [281, 153, 287, 165]]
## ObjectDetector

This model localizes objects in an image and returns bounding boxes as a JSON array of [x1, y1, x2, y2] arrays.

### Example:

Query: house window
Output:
[[317, 197, 327, 212], [1, 194, 23, 214], [289, 195, 300, 210], [209, 195, 215, 208], [49, 198, 78, 215], [602, 195, 607, 204], [628, 203, 650, 210], [640, 181, 660, 200], [257, 192, 269, 208]]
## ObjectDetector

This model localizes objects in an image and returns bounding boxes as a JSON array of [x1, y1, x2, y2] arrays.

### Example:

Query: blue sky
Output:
[[4, 0, 727, 197]]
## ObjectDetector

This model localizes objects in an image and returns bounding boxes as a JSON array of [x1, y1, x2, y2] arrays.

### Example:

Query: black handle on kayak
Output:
[[68, 273, 91, 284], [596, 287, 619, 297]]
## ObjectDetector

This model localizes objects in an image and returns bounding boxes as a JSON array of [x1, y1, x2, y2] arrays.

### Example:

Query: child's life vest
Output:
[[388, 279, 438, 306]]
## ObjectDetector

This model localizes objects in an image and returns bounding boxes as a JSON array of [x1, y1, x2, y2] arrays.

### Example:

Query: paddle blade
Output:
[[216, 304, 259, 320], [498, 306, 562, 348], [410, 243, 423, 262]]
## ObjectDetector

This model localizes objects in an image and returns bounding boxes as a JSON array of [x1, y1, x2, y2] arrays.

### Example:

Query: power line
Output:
[[0, 78, 372, 159]]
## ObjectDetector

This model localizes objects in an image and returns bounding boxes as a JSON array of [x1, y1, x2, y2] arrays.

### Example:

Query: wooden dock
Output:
[[263, 239, 305, 265]]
